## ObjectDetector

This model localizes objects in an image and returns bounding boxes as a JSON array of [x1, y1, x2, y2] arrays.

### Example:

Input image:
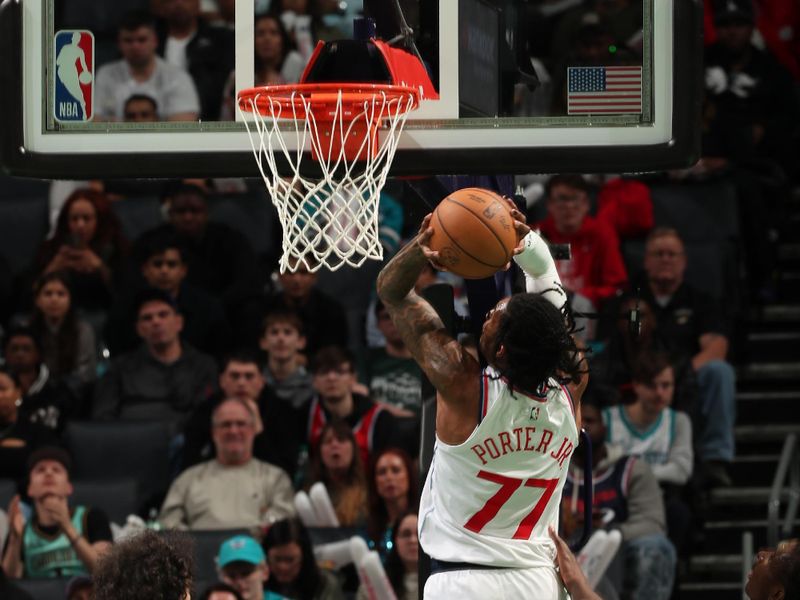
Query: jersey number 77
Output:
[[464, 470, 559, 540]]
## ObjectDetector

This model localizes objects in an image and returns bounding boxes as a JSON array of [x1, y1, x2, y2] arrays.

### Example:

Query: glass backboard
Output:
[[0, 0, 702, 178]]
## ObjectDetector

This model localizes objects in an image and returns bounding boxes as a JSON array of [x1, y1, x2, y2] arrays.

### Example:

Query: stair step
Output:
[[738, 362, 800, 382], [679, 581, 744, 600], [690, 554, 743, 573], [709, 486, 790, 505], [747, 331, 800, 343], [735, 390, 800, 422], [778, 243, 800, 261], [756, 305, 800, 322], [737, 390, 799, 401], [733, 453, 781, 463], [705, 518, 800, 529], [729, 455, 781, 486], [680, 581, 743, 591], [735, 424, 800, 441]]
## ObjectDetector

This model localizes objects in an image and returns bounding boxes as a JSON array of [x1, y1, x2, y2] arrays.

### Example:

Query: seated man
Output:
[[92, 288, 217, 428], [217, 534, 288, 600], [305, 346, 418, 469], [95, 11, 200, 121], [637, 227, 736, 486], [259, 310, 314, 411], [1, 447, 112, 579], [534, 174, 628, 310], [159, 398, 295, 530], [182, 351, 304, 477], [563, 399, 676, 600]]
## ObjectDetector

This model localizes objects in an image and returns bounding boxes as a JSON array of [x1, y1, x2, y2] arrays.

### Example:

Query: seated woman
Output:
[[357, 511, 419, 600], [0, 366, 56, 484], [366, 448, 417, 562], [262, 518, 345, 600], [34, 189, 128, 323], [28, 271, 97, 397], [305, 420, 368, 528]]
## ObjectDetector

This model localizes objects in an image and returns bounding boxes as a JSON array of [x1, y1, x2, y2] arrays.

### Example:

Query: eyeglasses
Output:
[[550, 192, 585, 204], [647, 249, 683, 259], [213, 420, 253, 430]]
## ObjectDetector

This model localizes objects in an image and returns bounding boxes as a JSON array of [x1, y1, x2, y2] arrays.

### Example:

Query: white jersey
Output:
[[603, 405, 676, 467], [419, 366, 578, 568]]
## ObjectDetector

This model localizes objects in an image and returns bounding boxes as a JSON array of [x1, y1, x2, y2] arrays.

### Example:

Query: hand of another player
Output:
[[548, 526, 600, 600], [416, 214, 448, 271]]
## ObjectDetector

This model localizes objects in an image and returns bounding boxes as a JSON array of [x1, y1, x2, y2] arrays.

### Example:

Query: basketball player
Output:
[[376, 209, 587, 599]]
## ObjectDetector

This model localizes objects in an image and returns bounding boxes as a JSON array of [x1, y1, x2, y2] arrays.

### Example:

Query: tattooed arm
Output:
[[376, 216, 481, 442]]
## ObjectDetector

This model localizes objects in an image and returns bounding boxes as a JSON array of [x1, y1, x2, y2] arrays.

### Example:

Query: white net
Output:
[[238, 85, 418, 273]]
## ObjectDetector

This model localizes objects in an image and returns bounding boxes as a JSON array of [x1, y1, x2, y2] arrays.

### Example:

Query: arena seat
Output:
[[0, 194, 49, 275], [14, 577, 69, 600], [0, 477, 16, 508], [0, 174, 50, 199], [71, 479, 139, 525], [64, 420, 173, 514], [183, 529, 249, 582], [207, 193, 280, 260], [110, 195, 164, 241]]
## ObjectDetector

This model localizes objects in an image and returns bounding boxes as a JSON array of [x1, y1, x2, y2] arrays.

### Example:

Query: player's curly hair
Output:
[[93, 530, 193, 600], [492, 292, 585, 394]]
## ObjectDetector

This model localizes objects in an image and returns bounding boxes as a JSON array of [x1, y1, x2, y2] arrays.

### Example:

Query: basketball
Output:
[[428, 187, 518, 279], [78, 71, 92, 85]]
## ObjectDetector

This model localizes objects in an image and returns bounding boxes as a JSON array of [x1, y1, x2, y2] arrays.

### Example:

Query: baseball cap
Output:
[[27, 445, 72, 476], [713, 0, 754, 25], [217, 535, 265, 568]]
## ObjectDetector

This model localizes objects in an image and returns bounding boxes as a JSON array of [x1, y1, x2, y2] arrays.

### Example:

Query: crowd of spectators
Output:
[[1, 0, 799, 598]]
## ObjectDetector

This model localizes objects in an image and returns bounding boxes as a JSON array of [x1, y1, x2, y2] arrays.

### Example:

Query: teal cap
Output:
[[217, 535, 265, 568]]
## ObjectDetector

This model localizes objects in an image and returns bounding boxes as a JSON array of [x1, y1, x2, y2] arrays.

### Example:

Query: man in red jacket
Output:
[[535, 174, 628, 310]]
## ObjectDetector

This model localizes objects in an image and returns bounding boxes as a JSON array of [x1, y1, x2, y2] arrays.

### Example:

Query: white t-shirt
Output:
[[164, 35, 192, 71], [95, 57, 200, 120], [419, 367, 578, 568]]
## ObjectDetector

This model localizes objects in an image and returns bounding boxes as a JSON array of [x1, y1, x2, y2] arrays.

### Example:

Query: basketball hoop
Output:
[[238, 82, 420, 273]]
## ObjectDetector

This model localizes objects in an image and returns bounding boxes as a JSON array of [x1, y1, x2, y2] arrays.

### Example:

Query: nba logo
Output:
[[54, 30, 94, 122]]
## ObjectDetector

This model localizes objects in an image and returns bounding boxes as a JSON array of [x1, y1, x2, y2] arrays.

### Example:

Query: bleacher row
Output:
[[0, 177, 282, 279], [0, 175, 741, 302]]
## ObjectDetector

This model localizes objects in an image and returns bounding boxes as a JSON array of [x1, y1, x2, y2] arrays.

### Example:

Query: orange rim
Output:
[[237, 82, 420, 118]]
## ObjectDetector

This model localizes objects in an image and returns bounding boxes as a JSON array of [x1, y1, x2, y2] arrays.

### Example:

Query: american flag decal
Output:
[[567, 66, 642, 115]]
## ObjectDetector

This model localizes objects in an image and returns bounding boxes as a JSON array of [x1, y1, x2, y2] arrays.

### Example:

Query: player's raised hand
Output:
[[416, 213, 448, 271], [500, 196, 531, 256]]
